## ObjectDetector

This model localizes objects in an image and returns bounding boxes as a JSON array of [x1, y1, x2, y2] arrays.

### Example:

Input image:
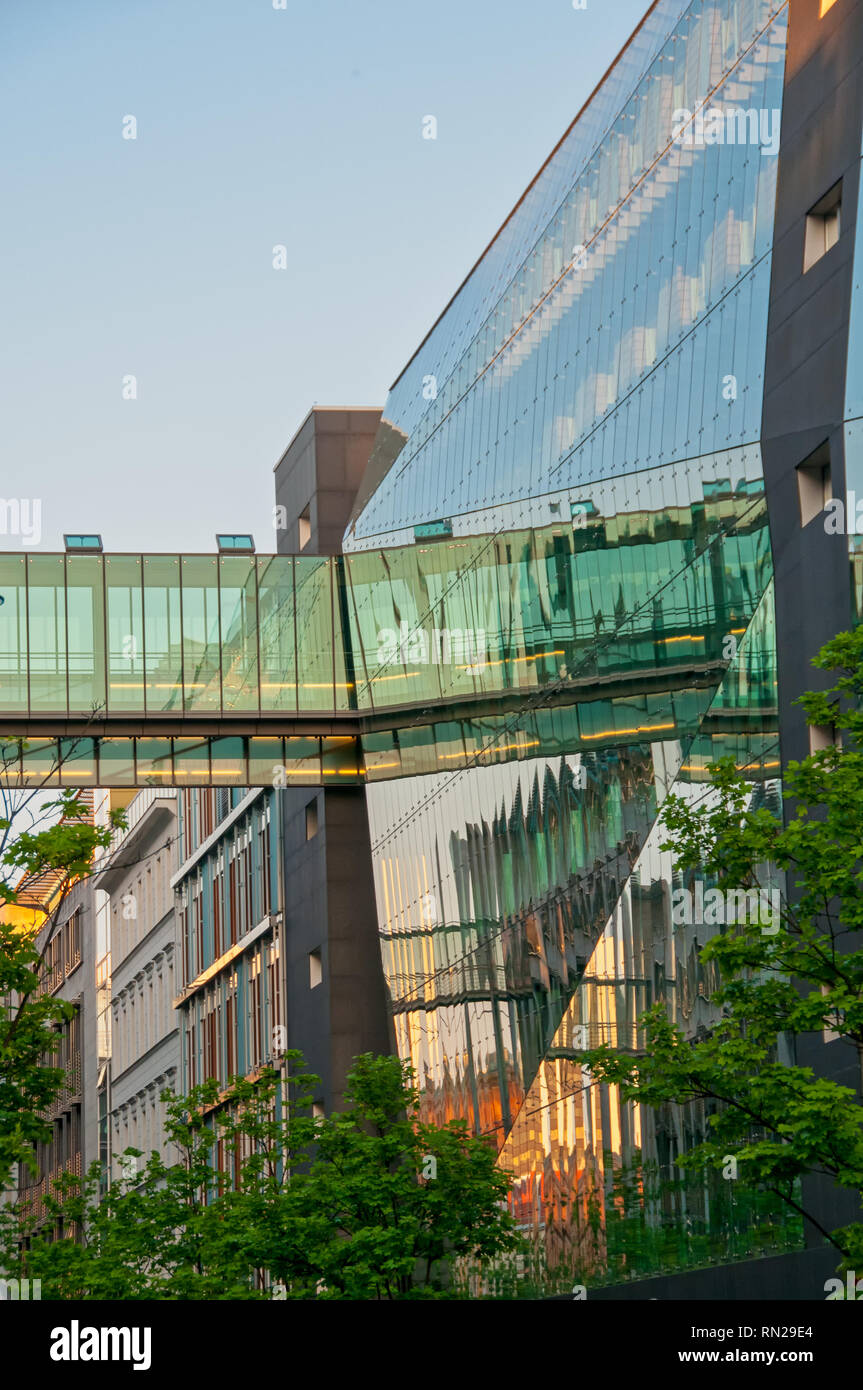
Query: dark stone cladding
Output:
[[280, 786, 393, 1113], [274, 406, 393, 1109], [761, 0, 863, 762], [759, 0, 863, 1262], [546, 1245, 840, 1300], [274, 407, 382, 558]]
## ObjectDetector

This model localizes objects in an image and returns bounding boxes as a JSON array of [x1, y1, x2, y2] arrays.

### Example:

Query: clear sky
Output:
[[1, 0, 648, 554]]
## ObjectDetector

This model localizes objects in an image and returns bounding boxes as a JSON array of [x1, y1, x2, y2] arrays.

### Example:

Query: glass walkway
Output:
[[0, 492, 774, 785]]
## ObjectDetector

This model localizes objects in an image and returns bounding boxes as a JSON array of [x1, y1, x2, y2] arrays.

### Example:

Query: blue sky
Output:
[[1, 0, 647, 553]]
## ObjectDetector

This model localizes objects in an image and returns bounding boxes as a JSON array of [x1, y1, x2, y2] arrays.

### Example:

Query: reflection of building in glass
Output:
[[98, 790, 180, 1186], [342, 0, 857, 1288], [2, 0, 861, 1295], [173, 788, 283, 1100]]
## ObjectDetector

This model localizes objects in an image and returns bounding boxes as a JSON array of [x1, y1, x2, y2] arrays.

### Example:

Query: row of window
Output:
[[39, 911, 81, 994], [39, 1009, 81, 1114], [178, 799, 274, 987], [179, 787, 234, 858], [183, 932, 282, 1089], [112, 1079, 176, 1174], [110, 848, 174, 967], [22, 1103, 82, 1194], [112, 953, 175, 1078]]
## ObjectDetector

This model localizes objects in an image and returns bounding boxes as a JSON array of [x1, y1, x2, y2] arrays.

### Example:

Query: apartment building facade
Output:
[[172, 788, 284, 1098], [17, 876, 98, 1235], [98, 790, 180, 1181]]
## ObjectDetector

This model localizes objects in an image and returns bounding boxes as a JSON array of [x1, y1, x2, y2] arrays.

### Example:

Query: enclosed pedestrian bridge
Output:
[[0, 494, 776, 787]]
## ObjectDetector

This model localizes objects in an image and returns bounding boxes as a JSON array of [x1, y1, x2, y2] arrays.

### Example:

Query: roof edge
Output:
[[388, 0, 667, 392]]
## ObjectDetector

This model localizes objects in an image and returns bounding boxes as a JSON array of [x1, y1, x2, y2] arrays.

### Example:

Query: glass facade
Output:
[[347, 0, 795, 1283], [347, 0, 787, 546], [174, 789, 283, 1094], [0, 457, 770, 789], [0, 475, 767, 722], [0, 554, 346, 719]]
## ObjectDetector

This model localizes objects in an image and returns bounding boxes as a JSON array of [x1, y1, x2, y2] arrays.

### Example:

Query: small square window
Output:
[[305, 799, 318, 840], [809, 721, 840, 753], [804, 181, 841, 272], [298, 506, 311, 551], [821, 983, 843, 1042], [809, 695, 840, 754], [312, 1102, 325, 1120], [309, 948, 322, 989], [796, 442, 831, 526]]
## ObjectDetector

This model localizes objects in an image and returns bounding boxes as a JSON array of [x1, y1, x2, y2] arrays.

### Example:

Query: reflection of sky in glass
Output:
[[349, 0, 788, 544]]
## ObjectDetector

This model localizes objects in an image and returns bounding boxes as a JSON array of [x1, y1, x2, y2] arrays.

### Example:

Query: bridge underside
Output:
[[0, 665, 774, 787]]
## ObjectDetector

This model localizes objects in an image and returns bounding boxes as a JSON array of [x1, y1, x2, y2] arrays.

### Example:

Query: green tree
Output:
[[577, 629, 863, 1274], [1, 1057, 319, 1299], [1, 1053, 520, 1299], [264, 1053, 520, 1299]]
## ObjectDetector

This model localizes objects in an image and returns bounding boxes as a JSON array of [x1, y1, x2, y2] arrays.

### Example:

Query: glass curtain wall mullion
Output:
[[106, 556, 145, 713], [63, 554, 70, 715], [180, 556, 221, 714], [331, 554, 355, 714], [26, 554, 67, 714], [144, 556, 182, 713], [258, 554, 297, 714], [96, 737, 136, 787], [66, 554, 107, 714], [211, 735, 247, 786], [0, 555, 27, 712], [219, 554, 260, 713], [295, 555, 338, 712]]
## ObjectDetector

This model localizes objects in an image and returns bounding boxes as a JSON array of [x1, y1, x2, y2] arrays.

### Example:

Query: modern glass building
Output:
[[339, 0, 861, 1289]]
